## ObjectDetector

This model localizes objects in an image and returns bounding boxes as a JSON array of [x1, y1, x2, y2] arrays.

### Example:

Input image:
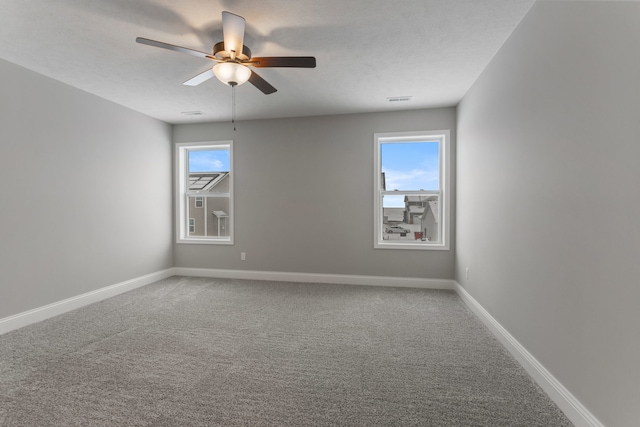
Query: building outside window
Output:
[[374, 130, 450, 250], [175, 141, 233, 244]]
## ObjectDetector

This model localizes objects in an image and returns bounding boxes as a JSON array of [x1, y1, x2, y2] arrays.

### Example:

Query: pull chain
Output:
[[231, 83, 237, 131]]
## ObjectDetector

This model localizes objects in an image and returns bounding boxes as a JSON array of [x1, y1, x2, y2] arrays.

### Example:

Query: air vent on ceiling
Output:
[[181, 111, 205, 116], [387, 96, 412, 102]]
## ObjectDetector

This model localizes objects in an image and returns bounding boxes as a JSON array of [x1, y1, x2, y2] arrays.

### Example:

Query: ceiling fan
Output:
[[136, 11, 316, 95]]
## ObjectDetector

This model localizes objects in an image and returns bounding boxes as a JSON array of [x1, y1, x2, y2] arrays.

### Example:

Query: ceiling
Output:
[[0, 0, 538, 124]]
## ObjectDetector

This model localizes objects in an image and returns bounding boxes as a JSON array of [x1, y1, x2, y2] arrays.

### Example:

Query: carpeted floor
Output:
[[0, 276, 572, 426]]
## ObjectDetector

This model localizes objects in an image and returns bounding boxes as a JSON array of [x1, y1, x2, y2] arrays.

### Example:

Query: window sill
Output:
[[176, 238, 233, 245], [375, 241, 449, 251]]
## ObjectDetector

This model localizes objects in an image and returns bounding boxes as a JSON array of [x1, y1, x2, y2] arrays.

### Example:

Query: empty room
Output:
[[1, 1, 638, 426]]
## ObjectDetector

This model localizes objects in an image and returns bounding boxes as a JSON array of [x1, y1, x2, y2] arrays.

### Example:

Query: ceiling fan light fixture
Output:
[[136, 10, 314, 95], [213, 62, 251, 86]]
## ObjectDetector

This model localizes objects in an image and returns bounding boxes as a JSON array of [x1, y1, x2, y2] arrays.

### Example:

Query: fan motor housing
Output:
[[213, 41, 252, 61]]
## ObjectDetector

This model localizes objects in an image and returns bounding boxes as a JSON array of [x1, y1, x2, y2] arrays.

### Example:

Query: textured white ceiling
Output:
[[0, 0, 537, 124]]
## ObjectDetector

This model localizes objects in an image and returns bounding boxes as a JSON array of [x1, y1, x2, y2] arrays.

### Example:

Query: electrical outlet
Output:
[[465, 267, 469, 280], [241, 252, 246, 261]]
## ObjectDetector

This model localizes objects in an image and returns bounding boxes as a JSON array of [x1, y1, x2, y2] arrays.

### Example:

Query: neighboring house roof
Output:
[[189, 172, 228, 192], [403, 197, 439, 222], [404, 195, 437, 204]]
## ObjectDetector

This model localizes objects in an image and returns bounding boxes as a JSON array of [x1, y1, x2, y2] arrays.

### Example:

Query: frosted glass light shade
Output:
[[213, 62, 251, 86]]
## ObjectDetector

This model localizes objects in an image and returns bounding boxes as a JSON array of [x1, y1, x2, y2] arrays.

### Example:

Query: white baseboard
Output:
[[173, 267, 456, 290], [453, 282, 604, 427], [0, 268, 600, 427], [0, 268, 452, 336], [0, 268, 175, 336]]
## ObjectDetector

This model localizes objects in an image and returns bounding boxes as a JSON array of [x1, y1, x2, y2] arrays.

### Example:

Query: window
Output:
[[374, 130, 450, 250], [176, 141, 233, 244]]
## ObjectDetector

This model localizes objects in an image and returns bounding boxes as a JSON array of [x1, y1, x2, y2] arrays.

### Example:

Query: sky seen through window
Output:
[[189, 149, 230, 173]]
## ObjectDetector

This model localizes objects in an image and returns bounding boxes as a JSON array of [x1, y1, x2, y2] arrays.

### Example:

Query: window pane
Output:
[[188, 150, 230, 194], [381, 193, 440, 243], [187, 195, 230, 237], [381, 142, 439, 191]]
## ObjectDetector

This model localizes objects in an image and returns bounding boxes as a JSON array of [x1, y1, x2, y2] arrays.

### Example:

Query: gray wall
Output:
[[173, 108, 456, 279], [0, 58, 173, 320], [456, 2, 640, 426]]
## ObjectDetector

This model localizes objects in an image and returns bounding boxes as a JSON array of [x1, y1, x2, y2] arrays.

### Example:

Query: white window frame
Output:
[[374, 130, 450, 250], [175, 140, 234, 245], [194, 196, 204, 208]]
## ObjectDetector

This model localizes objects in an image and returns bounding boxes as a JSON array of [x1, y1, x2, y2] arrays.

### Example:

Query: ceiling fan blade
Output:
[[183, 69, 215, 86], [248, 70, 277, 95], [250, 57, 317, 68], [136, 37, 214, 60], [222, 11, 245, 58]]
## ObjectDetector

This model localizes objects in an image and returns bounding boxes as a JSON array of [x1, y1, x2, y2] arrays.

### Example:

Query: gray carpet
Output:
[[0, 276, 572, 426]]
